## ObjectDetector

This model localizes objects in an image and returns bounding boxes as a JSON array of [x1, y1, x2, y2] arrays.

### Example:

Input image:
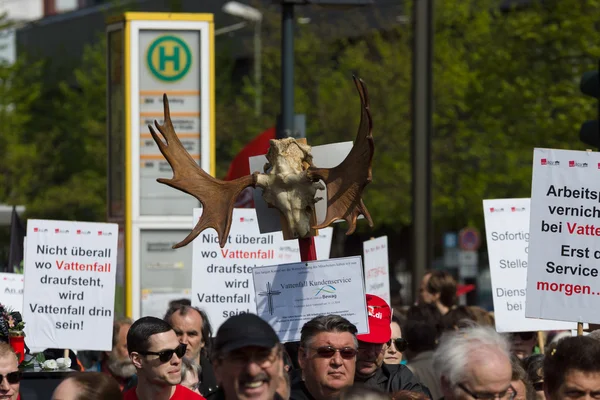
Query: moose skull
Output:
[[255, 138, 325, 239]]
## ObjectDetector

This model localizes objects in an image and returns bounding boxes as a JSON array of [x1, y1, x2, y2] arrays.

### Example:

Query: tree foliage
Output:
[[1, 0, 599, 242]]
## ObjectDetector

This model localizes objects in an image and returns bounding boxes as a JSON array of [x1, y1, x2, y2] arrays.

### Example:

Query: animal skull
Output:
[[255, 138, 325, 239]]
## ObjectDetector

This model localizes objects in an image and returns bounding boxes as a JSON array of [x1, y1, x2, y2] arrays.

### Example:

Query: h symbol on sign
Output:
[[159, 45, 180, 71]]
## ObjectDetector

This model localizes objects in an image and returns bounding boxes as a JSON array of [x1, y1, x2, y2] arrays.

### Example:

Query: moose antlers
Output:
[[149, 75, 374, 249]]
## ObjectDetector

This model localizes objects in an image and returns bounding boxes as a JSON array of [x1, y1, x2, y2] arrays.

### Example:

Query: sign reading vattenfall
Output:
[[23, 220, 118, 351], [138, 30, 204, 216], [526, 148, 600, 324], [252, 256, 368, 342]]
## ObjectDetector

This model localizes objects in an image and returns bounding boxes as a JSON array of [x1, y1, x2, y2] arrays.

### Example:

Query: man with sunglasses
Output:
[[0, 343, 21, 400], [211, 313, 285, 400], [124, 316, 205, 400], [508, 332, 537, 360], [291, 315, 358, 400], [354, 295, 430, 396], [434, 326, 514, 400]]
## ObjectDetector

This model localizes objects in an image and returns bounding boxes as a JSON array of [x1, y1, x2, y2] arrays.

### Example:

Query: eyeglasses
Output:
[[511, 332, 535, 341], [311, 346, 358, 360], [458, 383, 516, 400], [387, 338, 408, 352], [532, 382, 543, 392], [0, 371, 21, 385], [139, 343, 187, 363]]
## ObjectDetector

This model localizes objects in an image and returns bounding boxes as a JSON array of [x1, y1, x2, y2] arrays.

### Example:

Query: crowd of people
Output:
[[1, 270, 599, 400]]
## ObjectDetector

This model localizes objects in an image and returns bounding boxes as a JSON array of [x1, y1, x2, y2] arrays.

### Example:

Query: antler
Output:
[[308, 76, 374, 234], [148, 95, 256, 248]]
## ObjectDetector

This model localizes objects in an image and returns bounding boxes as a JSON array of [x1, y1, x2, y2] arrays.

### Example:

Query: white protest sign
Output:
[[363, 236, 391, 305], [278, 227, 333, 263], [192, 208, 331, 331], [23, 220, 118, 351], [526, 148, 600, 324], [252, 256, 368, 342], [0, 273, 24, 312], [483, 198, 577, 332]]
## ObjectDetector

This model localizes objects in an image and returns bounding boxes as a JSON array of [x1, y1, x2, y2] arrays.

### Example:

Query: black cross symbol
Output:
[[259, 282, 281, 315]]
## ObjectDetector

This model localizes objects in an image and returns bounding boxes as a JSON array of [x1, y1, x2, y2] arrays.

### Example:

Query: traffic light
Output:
[[580, 69, 600, 148]]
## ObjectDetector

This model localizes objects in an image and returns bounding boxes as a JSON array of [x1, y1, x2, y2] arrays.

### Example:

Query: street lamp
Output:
[[222, 1, 263, 117]]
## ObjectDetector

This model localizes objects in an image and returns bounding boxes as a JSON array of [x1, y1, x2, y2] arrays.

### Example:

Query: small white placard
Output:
[[252, 256, 368, 342], [363, 236, 391, 305]]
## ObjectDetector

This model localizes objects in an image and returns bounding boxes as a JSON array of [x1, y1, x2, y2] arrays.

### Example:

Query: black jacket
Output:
[[289, 380, 315, 400], [355, 364, 433, 398], [200, 353, 219, 399]]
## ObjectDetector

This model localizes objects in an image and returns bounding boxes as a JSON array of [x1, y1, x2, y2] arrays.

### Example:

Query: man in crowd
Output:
[[355, 294, 430, 395], [292, 315, 358, 400], [418, 271, 457, 315], [0, 343, 20, 400], [88, 317, 136, 390], [124, 316, 204, 400], [434, 326, 513, 400], [212, 313, 285, 400], [544, 336, 600, 400], [164, 303, 218, 397], [404, 304, 442, 400]]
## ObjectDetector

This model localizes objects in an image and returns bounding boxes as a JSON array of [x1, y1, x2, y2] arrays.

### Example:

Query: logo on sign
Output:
[[490, 207, 505, 213], [239, 217, 255, 223], [511, 207, 526, 212], [541, 158, 560, 166], [55, 228, 69, 234], [146, 35, 192, 82], [315, 285, 336, 296], [98, 231, 113, 236], [569, 160, 588, 168], [77, 230, 91, 235]]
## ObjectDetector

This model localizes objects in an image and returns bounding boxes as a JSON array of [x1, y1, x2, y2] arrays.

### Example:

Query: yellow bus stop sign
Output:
[[146, 35, 192, 82]]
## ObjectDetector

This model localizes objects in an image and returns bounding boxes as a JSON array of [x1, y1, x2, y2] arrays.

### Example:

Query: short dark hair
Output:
[[164, 305, 213, 358], [405, 303, 441, 353], [426, 271, 457, 308], [65, 372, 123, 400], [127, 316, 173, 354], [544, 336, 600, 396], [300, 315, 358, 349], [441, 305, 477, 332]]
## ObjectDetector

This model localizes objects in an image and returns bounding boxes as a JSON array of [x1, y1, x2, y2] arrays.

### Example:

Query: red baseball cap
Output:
[[357, 294, 392, 344]]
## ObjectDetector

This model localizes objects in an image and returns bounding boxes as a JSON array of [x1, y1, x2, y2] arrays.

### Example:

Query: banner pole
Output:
[[537, 331, 545, 354], [578, 322, 584, 336]]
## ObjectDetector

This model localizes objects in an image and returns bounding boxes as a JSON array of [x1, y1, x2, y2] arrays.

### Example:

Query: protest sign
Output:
[[483, 198, 577, 332], [0, 272, 24, 312], [277, 227, 333, 263], [526, 148, 600, 324], [192, 208, 332, 330], [363, 236, 391, 305], [23, 220, 118, 351], [252, 256, 368, 342]]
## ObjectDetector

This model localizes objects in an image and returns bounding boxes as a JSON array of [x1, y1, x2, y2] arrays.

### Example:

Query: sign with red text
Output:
[[23, 220, 118, 351], [484, 198, 577, 332], [0, 272, 24, 313], [192, 208, 332, 331], [363, 236, 390, 305], [526, 148, 600, 323]]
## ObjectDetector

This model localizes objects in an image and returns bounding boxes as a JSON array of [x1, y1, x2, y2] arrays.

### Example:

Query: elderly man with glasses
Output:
[[124, 316, 205, 400], [434, 326, 515, 400], [291, 315, 358, 400]]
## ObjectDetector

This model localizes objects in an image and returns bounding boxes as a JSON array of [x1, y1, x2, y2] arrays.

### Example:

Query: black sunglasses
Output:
[[533, 382, 544, 392], [139, 343, 187, 363], [511, 332, 536, 341], [387, 338, 408, 352], [0, 371, 21, 385], [312, 346, 358, 360]]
